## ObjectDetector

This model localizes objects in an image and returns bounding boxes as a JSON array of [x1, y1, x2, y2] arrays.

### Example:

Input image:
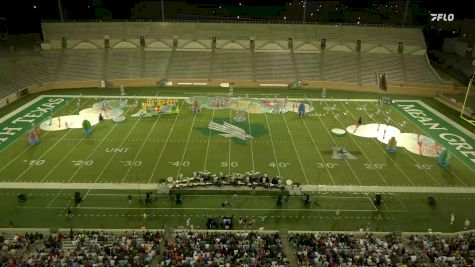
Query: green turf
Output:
[[1, 95, 472, 186], [0, 87, 474, 232], [0, 188, 474, 232]]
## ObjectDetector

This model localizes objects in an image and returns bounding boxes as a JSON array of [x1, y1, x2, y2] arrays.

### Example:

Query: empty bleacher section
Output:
[[0, 22, 446, 99], [254, 52, 295, 80], [41, 22, 427, 53], [167, 51, 210, 80], [212, 50, 253, 80]]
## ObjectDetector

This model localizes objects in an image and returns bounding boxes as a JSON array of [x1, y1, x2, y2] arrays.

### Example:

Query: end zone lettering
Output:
[[0, 98, 66, 147], [396, 103, 475, 168]]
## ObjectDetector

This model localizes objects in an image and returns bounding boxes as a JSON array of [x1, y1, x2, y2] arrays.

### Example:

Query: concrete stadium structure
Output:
[[0, 21, 454, 100]]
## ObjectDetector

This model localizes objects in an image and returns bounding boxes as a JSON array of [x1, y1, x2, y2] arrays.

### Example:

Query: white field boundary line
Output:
[[281, 113, 309, 184], [85, 193, 374, 199], [40, 94, 383, 102], [393, 100, 475, 174], [203, 109, 215, 171], [2, 182, 475, 193], [20, 206, 404, 212], [148, 100, 187, 183], [67, 106, 134, 183], [77, 189, 91, 208], [306, 96, 362, 185], [349, 101, 415, 186], [367, 196, 379, 211], [0, 95, 47, 124], [13, 128, 76, 182], [121, 115, 163, 183], [371, 101, 466, 186], [409, 100, 475, 140], [176, 111, 198, 179], [263, 107, 281, 176], [118, 89, 163, 183], [94, 109, 145, 183], [0, 97, 89, 172], [300, 115, 336, 185], [322, 100, 390, 186], [228, 108, 232, 176], [46, 189, 64, 208]]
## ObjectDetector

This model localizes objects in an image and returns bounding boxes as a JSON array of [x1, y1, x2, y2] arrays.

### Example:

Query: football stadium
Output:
[[0, 1, 474, 266]]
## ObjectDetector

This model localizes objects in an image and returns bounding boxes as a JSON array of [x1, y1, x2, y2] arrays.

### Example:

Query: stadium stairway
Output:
[[61, 239, 75, 251], [279, 230, 300, 267]]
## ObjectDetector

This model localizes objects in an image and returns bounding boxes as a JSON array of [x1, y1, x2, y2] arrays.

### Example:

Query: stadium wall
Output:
[[26, 79, 453, 97]]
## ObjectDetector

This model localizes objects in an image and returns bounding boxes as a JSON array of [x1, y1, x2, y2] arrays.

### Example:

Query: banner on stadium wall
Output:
[[0, 98, 6, 109], [6, 93, 17, 104]]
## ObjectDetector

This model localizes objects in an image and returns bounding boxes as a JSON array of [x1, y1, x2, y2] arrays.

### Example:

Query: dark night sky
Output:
[[0, 0, 472, 34]]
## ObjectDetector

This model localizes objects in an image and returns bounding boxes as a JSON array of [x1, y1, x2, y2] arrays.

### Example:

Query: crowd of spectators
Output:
[[161, 231, 289, 266], [1, 232, 44, 266], [408, 232, 475, 266], [289, 232, 422, 266], [3, 230, 475, 266], [2, 230, 163, 266]]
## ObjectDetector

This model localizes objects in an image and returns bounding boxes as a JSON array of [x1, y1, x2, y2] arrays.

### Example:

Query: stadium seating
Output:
[[2, 230, 474, 266], [0, 22, 443, 98], [1, 231, 162, 266], [212, 50, 253, 80], [0, 50, 442, 98], [408, 233, 475, 266], [41, 22, 426, 51], [162, 231, 289, 266]]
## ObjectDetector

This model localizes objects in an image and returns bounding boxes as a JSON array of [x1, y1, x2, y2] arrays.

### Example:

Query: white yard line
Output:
[[395, 100, 475, 172], [46, 189, 64, 208], [281, 113, 309, 184], [322, 100, 389, 185], [2, 181, 475, 193], [300, 116, 336, 185], [67, 107, 133, 183], [0, 97, 85, 171], [77, 189, 91, 208], [202, 109, 215, 171], [383, 102, 468, 186], [13, 128, 76, 182], [0, 95, 47, 123], [40, 137, 87, 183], [38, 99, 95, 182], [176, 111, 197, 179], [411, 100, 475, 140], [148, 100, 187, 183], [246, 109, 255, 171], [263, 108, 281, 177], [376, 102, 462, 185], [228, 108, 232, 176], [94, 110, 145, 183], [32, 206, 400, 212], [367, 196, 379, 211], [121, 112, 163, 183], [306, 97, 361, 185], [347, 101, 415, 186]]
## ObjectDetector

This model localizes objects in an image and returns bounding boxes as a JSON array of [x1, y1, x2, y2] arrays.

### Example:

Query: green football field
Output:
[[0, 87, 474, 232]]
